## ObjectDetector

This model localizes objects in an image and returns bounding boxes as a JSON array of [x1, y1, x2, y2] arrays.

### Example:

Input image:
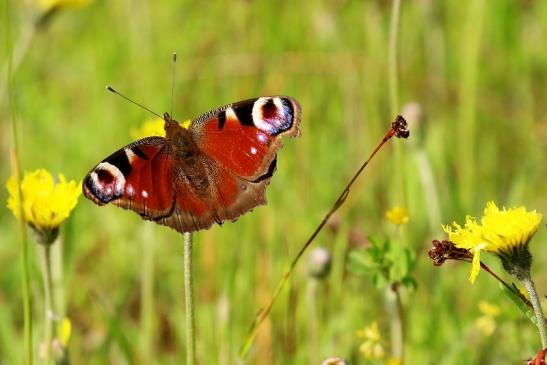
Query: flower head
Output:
[[385, 206, 409, 225], [7, 169, 81, 243], [130, 117, 192, 140], [443, 201, 542, 282], [357, 321, 385, 359]]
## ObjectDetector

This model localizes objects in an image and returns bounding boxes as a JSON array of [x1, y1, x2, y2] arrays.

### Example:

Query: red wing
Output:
[[189, 96, 301, 181], [156, 155, 274, 233], [83, 137, 177, 220], [83, 136, 266, 233]]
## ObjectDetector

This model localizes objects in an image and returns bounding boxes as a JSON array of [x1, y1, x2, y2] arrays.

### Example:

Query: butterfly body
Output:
[[83, 96, 301, 233]]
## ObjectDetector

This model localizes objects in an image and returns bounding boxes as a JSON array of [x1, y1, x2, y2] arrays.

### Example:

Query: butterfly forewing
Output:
[[189, 96, 301, 180]]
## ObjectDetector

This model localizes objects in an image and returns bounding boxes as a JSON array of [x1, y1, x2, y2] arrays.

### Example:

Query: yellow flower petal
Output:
[[130, 117, 166, 139], [443, 201, 542, 282], [180, 119, 192, 129], [385, 206, 409, 225], [130, 118, 192, 140], [58, 318, 71, 347], [469, 247, 482, 284], [5, 169, 81, 231]]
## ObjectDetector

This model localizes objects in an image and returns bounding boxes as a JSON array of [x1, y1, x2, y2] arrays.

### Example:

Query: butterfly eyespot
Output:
[[240, 184, 247, 191], [261, 98, 277, 119], [97, 169, 114, 184]]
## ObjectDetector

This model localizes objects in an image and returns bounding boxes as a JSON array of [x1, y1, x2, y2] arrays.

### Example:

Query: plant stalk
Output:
[[522, 273, 547, 349], [5, 1, 33, 362], [184, 232, 196, 365], [139, 224, 155, 363], [39, 243, 55, 365]]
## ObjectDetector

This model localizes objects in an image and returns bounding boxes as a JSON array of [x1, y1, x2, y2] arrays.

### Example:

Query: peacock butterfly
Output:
[[83, 96, 301, 233]]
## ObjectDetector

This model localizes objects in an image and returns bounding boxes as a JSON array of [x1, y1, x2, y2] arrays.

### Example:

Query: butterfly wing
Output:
[[186, 96, 301, 221], [83, 137, 177, 220], [189, 96, 301, 180], [83, 96, 301, 234]]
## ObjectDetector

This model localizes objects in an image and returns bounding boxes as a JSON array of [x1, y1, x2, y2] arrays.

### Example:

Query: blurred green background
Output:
[[1, 0, 547, 364]]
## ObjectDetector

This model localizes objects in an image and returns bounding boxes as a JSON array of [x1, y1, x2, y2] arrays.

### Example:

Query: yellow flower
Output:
[[444, 201, 542, 282], [478, 300, 501, 317], [387, 358, 402, 365], [58, 318, 71, 347], [475, 301, 501, 336], [357, 321, 385, 359], [130, 117, 166, 139], [385, 206, 409, 225], [130, 117, 192, 140], [6, 169, 81, 240]]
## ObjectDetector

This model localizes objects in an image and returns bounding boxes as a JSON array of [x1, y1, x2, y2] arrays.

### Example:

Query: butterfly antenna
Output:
[[106, 86, 163, 119], [170, 52, 177, 118]]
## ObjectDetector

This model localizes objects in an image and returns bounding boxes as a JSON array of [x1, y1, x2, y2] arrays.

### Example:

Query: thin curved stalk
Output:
[[184, 232, 196, 365]]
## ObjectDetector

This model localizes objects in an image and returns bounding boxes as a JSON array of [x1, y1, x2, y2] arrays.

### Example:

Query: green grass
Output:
[[1, 0, 547, 364]]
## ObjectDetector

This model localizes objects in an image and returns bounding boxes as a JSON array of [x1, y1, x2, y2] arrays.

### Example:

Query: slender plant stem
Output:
[[306, 279, 319, 364], [139, 224, 155, 363], [522, 273, 547, 349], [388, 0, 401, 116], [457, 0, 486, 208], [388, 0, 407, 221], [5, 1, 33, 363], [39, 244, 54, 365], [389, 285, 405, 363], [184, 232, 196, 365], [238, 119, 407, 359]]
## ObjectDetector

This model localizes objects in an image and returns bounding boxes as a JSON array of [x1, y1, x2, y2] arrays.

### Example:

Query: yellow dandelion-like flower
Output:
[[130, 117, 192, 140], [385, 206, 409, 225], [444, 201, 542, 282], [7, 169, 81, 243], [357, 321, 385, 359]]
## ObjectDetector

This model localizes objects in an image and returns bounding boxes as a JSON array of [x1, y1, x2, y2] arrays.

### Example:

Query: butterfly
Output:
[[83, 96, 301, 234]]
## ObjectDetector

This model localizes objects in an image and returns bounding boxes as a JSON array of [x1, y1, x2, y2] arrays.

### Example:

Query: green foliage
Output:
[[348, 236, 417, 290], [1, 0, 546, 364]]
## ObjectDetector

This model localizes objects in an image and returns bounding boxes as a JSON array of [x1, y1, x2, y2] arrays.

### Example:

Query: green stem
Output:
[[306, 279, 319, 364], [5, 1, 33, 363], [139, 224, 155, 363], [39, 244, 54, 365], [388, 0, 401, 116], [521, 273, 547, 349], [388, 0, 407, 214], [385, 283, 405, 363], [184, 232, 196, 365], [457, 0, 486, 208]]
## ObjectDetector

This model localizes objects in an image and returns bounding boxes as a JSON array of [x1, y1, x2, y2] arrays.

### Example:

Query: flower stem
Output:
[[39, 244, 55, 365], [139, 224, 155, 363], [5, 2, 33, 362], [521, 273, 547, 349], [385, 284, 405, 364], [388, 0, 401, 117], [184, 232, 196, 365]]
